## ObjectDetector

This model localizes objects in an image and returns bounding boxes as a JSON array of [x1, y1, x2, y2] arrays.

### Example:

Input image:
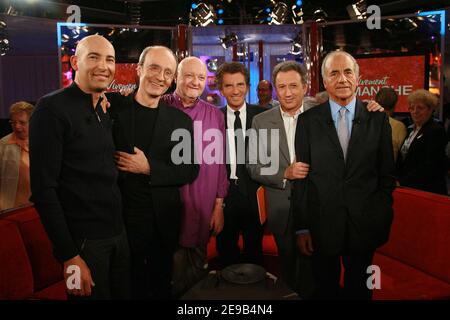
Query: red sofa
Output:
[[1, 187, 449, 300], [0, 206, 67, 300], [372, 188, 450, 299], [208, 187, 450, 300]]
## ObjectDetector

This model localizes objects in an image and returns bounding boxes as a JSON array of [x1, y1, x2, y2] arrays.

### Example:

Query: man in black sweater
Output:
[[29, 35, 130, 299], [108, 46, 199, 299]]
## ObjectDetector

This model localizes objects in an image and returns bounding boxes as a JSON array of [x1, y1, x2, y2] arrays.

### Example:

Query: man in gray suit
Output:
[[247, 61, 311, 295]]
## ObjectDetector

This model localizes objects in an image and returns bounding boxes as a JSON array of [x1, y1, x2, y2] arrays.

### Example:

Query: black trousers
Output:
[[311, 250, 375, 300], [124, 208, 174, 300], [69, 230, 131, 300], [216, 183, 263, 268]]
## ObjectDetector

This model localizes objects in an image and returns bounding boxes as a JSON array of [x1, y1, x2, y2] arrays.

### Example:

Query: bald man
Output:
[[29, 35, 131, 299], [257, 80, 280, 109], [162, 56, 229, 296]]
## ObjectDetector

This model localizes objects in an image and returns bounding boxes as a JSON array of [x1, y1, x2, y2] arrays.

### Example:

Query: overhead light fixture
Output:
[[291, 4, 304, 24], [269, 2, 289, 25], [190, 2, 217, 27], [313, 8, 328, 23], [347, 0, 368, 20], [206, 58, 218, 72], [289, 33, 303, 55], [0, 20, 9, 56], [219, 32, 238, 49]]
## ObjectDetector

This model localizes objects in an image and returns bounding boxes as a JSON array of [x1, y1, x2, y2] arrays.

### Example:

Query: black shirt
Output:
[[29, 83, 123, 262], [121, 100, 158, 210]]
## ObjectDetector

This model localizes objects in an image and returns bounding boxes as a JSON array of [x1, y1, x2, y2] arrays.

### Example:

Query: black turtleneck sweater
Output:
[[29, 83, 123, 262]]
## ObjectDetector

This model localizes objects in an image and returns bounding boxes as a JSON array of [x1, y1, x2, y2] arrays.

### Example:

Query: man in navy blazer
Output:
[[293, 51, 396, 300]]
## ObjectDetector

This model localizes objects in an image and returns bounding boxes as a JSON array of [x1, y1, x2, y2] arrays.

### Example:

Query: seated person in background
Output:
[[397, 89, 448, 195], [375, 87, 407, 162], [0, 101, 34, 211]]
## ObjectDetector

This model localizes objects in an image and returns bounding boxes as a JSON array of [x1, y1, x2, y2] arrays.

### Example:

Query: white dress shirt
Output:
[[226, 103, 247, 179], [280, 105, 303, 164]]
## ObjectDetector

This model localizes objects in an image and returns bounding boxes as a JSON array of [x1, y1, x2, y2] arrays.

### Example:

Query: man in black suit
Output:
[[108, 46, 198, 299], [293, 51, 396, 299], [215, 62, 267, 267]]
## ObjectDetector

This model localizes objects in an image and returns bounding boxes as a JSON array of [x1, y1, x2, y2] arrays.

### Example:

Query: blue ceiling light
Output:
[[218, 19, 224, 24], [218, 8, 224, 15], [296, 0, 303, 6], [191, 3, 198, 10], [265, 8, 271, 13]]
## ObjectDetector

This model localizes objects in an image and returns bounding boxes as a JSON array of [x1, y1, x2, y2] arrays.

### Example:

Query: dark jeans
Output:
[[69, 230, 131, 300]]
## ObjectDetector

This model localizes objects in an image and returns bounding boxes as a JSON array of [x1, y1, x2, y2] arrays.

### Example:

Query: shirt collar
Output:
[[173, 91, 200, 109], [280, 104, 303, 119], [7, 133, 29, 152], [329, 97, 356, 117], [227, 102, 247, 116]]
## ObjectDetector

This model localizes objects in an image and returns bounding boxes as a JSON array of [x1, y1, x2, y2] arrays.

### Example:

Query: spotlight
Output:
[[206, 58, 218, 72], [219, 32, 238, 49], [313, 8, 328, 23], [190, 2, 216, 27], [0, 38, 9, 56], [291, 5, 304, 24], [0, 20, 9, 56], [269, 2, 289, 25], [289, 33, 303, 55], [61, 33, 70, 43], [347, 0, 367, 20]]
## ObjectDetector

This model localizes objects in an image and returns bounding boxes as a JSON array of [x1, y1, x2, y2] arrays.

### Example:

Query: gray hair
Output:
[[321, 51, 359, 79]]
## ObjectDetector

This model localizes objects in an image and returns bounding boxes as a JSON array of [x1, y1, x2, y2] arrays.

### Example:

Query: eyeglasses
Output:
[[145, 64, 174, 80], [9, 120, 29, 127]]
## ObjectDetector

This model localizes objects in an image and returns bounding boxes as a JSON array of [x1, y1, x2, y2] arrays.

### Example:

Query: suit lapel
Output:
[[347, 100, 367, 157], [318, 102, 342, 156], [269, 108, 290, 164]]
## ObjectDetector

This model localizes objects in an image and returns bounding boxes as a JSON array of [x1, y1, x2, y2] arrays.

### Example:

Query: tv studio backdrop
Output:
[[0, 9, 448, 124]]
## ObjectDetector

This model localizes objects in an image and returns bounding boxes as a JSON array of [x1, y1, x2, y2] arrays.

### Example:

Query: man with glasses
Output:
[[108, 46, 198, 299]]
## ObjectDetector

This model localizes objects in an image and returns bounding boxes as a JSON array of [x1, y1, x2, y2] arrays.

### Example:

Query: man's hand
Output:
[[297, 233, 314, 256], [100, 93, 110, 113], [365, 100, 384, 112], [115, 147, 151, 175], [63, 255, 95, 297], [284, 162, 310, 180], [119, 88, 134, 97], [209, 199, 224, 236]]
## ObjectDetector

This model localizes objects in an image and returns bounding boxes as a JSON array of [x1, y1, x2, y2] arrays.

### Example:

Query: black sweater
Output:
[[29, 83, 123, 262]]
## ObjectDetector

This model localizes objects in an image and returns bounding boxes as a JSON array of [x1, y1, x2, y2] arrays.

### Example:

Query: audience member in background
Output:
[[257, 80, 280, 109], [397, 89, 448, 195], [303, 91, 329, 110], [375, 87, 407, 162], [0, 101, 34, 211]]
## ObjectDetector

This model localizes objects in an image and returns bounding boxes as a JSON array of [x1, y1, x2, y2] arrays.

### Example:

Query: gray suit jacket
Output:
[[246, 106, 293, 235]]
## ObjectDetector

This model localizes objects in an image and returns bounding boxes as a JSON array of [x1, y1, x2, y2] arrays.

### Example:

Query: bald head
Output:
[[74, 35, 115, 58], [175, 56, 207, 106], [257, 80, 273, 105], [177, 56, 206, 75], [71, 35, 115, 94]]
